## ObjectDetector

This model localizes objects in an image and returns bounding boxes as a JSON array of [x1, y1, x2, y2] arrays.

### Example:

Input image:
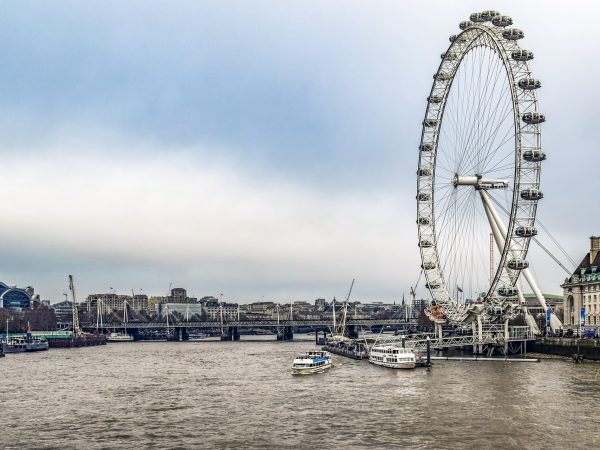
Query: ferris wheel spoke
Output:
[[476, 111, 517, 174], [466, 97, 515, 176], [455, 46, 500, 170], [458, 58, 509, 174]]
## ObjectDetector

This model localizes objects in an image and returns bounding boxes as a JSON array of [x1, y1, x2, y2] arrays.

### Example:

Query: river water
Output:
[[1, 336, 599, 449]]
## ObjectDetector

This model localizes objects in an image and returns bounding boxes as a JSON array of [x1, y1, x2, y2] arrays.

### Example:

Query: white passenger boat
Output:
[[368, 344, 416, 369], [291, 350, 333, 375], [106, 332, 134, 342]]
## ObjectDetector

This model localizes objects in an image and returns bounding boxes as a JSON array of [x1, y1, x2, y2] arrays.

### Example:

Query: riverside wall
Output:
[[530, 337, 600, 361]]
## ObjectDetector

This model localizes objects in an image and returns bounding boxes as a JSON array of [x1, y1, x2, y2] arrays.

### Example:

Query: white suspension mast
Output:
[[331, 298, 336, 334], [68, 275, 80, 337]]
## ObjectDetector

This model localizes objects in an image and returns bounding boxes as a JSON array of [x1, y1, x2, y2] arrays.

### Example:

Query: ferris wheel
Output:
[[416, 11, 550, 325]]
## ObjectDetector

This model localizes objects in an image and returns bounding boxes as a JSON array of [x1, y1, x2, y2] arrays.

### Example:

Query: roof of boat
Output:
[[371, 344, 414, 351]]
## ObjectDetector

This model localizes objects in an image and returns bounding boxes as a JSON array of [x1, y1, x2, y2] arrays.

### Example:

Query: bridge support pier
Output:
[[181, 327, 189, 341], [220, 327, 240, 341], [315, 330, 326, 345], [170, 327, 181, 341], [346, 325, 359, 339], [277, 326, 293, 341]]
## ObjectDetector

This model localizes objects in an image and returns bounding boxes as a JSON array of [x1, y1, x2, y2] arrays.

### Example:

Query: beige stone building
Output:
[[561, 236, 600, 330]]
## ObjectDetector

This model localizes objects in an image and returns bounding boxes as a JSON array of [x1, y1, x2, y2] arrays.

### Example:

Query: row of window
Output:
[[585, 316, 600, 326]]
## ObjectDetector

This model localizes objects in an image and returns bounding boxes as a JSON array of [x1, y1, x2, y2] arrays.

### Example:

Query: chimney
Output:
[[590, 236, 600, 264]]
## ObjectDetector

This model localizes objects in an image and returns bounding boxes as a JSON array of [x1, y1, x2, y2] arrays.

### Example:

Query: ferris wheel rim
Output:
[[416, 15, 544, 323]]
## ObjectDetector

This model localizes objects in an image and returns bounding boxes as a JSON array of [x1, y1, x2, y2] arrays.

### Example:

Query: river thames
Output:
[[1, 337, 599, 449]]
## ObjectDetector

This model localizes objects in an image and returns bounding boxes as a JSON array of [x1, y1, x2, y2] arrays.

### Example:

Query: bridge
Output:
[[79, 318, 415, 341]]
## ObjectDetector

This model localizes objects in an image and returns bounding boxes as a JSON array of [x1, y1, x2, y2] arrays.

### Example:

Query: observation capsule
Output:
[[469, 12, 486, 22], [508, 259, 529, 270], [426, 282, 440, 290], [459, 21, 473, 30], [417, 192, 431, 202], [502, 28, 524, 40], [417, 217, 430, 226], [511, 49, 534, 61], [492, 15, 512, 27], [441, 52, 458, 60], [419, 143, 433, 152], [421, 262, 436, 270], [417, 167, 432, 177], [419, 240, 433, 248], [449, 35, 466, 44], [481, 10, 501, 21], [423, 119, 438, 128], [518, 78, 541, 90], [522, 112, 545, 124], [516, 226, 538, 237], [498, 286, 518, 297], [428, 95, 443, 103], [520, 188, 544, 201], [523, 149, 546, 162]]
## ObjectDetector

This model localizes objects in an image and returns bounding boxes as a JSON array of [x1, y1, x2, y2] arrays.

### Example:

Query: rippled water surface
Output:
[[1, 337, 600, 449]]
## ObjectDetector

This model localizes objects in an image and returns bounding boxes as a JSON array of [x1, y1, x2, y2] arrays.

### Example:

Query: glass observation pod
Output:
[[498, 286, 518, 297], [512, 49, 534, 61], [417, 216, 431, 225], [469, 12, 486, 22], [522, 112, 546, 124], [459, 21, 474, 30], [419, 143, 433, 152], [481, 10, 501, 21], [520, 188, 544, 201], [419, 240, 433, 248], [441, 52, 458, 60], [523, 149, 547, 162], [502, 28, 525, 40], [417, 167, 432, 176], [421, 262, 437, 270], [426, 283, 441, 290], [417, 192, 431, 201], [423, 119, 438, 128], [518, 78, 542, 90], [428, 95, 443, 103], [449, 35, 467, 44], [508, 259, 529, 270], [516, 226, 538, 237], [492, 15, 513, 27]]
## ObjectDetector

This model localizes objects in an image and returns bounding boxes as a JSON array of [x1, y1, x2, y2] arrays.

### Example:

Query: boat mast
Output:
[[68, 275, 80, 337]]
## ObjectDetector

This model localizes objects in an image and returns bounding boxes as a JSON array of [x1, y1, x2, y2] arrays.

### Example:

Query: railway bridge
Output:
[[79, 318, 414, 341]]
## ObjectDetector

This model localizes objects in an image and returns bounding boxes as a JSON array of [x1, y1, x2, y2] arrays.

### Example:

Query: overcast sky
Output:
[[1, 1, 598, 303]]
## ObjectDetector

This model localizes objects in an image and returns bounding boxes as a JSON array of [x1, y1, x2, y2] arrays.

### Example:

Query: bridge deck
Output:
[[80, 319, 413, 329]]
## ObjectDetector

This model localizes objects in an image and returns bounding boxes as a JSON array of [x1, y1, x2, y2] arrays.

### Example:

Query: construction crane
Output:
[[68, 275, 81, 337]]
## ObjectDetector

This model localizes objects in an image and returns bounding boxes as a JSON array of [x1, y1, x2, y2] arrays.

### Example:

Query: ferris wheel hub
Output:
[[452, 175, 509, 190]]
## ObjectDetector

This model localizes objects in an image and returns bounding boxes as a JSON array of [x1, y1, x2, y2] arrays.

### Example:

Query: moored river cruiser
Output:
[[368, 344, 416, 369]]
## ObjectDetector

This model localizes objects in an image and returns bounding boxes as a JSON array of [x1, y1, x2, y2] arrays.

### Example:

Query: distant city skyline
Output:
[[1, 1, 598, 302]]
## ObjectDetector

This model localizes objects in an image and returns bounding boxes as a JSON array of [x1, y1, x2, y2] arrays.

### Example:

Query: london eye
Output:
[[416, 11, 555, 330]]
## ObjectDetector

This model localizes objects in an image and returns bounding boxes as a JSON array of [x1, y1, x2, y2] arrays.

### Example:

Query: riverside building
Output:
[[561, 236, 600, 331]]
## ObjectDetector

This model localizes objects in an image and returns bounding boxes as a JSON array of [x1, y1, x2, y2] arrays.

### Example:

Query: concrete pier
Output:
[[277, 326, 293, 341]]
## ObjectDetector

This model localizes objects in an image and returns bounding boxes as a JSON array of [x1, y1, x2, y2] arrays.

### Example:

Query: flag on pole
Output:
[[457, 285, 463, 293]]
